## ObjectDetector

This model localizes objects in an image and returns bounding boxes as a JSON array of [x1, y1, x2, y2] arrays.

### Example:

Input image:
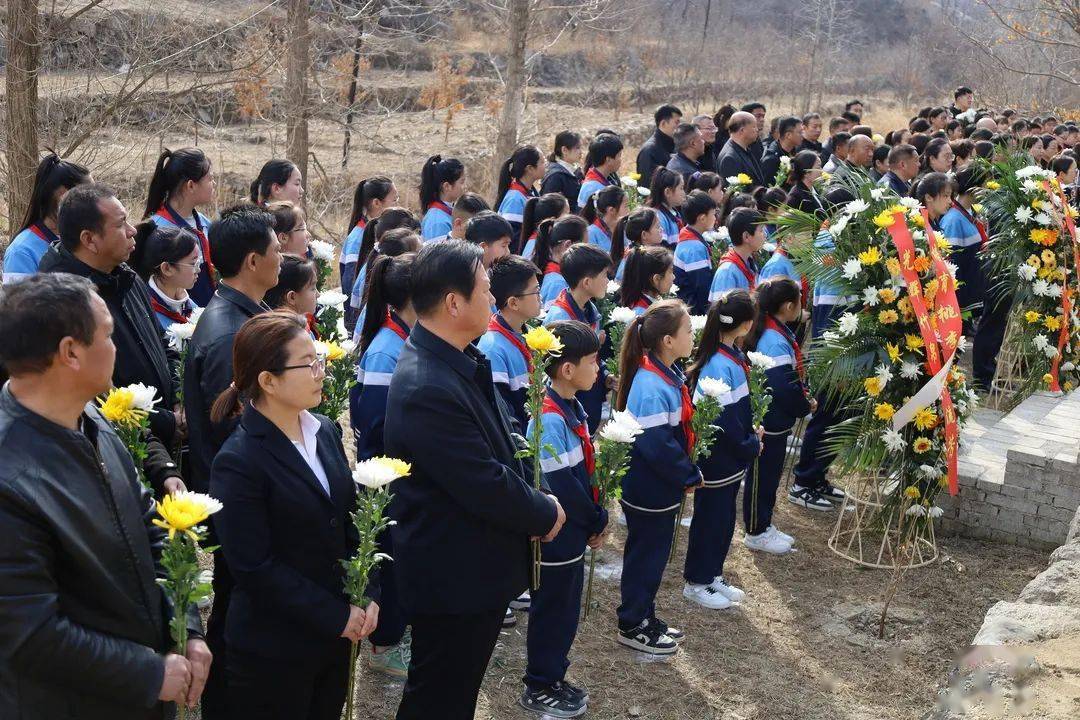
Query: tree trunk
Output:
[[341, 31, 364, 169], [6, 0, 41, 235], [286, 0, 310, 196], [493, 0, 529, 187]]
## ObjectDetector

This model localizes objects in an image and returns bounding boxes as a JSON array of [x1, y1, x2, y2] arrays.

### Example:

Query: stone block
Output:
[[1006, 447, 1049, 468], [973, 602, 1080, 644]]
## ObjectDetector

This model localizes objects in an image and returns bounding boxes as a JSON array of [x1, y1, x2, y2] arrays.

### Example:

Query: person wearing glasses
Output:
[[210, 311, 378, 719], [131, 222, 203, 329]]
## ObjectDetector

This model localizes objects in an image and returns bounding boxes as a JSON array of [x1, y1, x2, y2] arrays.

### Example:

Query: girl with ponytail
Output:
[[581, 184, 627, 254], [496, 145, 546, 241], [682, 289, 760, 609], [577, 133, 624, 209], [144, 147, 217, 304], [646, 167, 686, 246], [249, 159, 302, 205], [611, 207, 662, 282], [347, 207, 419, 330], [540, 130, 584, 212], [130, 222, 201, 329], [518, 193, 569, 258], [533, 215, 588, 309], [341, 176, 397, 317], [743, 277, 814, 547], [614, 299, 700, 651], [264, 255, 319, 336], [620, 245, 674, 315], [419, 155, 466, 242]]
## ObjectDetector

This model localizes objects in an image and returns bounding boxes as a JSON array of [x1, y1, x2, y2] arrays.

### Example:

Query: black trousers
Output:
[[396, 609, 505, 720], [226, 643, 350, 720], [200, 546, 232, 719]]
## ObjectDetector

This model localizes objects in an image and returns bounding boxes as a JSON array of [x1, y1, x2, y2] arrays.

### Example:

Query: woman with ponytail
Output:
[[620, 245, 674, 315], [646, 167, 686, 246], [533, 215, 588, 309], [540, 130, 584, 212], [341, 176, 397, 318], [581, 184, 627, 254], [518, 193, 569, 258], [611, 207, 662, 282], [209, 311, 375, 719], [681, 289, 760, 609], [144, 147, 217, 305], [249, 159, 303, 205], [496, 145, 546, 240], [577, 133, 625, 209], [130, 222, 201, 328], [614, 299, 699, 653], [347, 207, 420, 330], [419, 155, 466, 242]]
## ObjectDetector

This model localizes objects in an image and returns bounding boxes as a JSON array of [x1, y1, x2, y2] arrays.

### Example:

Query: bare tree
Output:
[[286, 0, 312, 191], [6, 0, 42, 233], [492, 0, 530, 179], [798, 0, 855, 114]]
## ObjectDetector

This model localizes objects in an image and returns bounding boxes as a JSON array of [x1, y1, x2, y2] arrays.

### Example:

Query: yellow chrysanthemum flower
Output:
[[878, 288, 897, 304], [98, 388, 148, 428], [323, 341, 346, 363], [910, 211, 926, 228], [1066, 381, 1075, 391], [886, 257, 901, 277], [859, 246, 882, 265], [873, 208, 898, 229], [878, 309, 899, 325], [986, 180, 1001, 190], [904, 485, 921, 499], [913, 255, 931, 273], [1025, 310, 1042, 324], [874, 403, 896, 421], [863, 377, 883, 397], [1067, 206, 1079, 219], [972, 203, 984, 214], [1041, 249, 1057, 267], [1045, 316, 1062, 332], [885, 342, 901, 363], [737, 173, 752, 185], [1027, 254, 1042, 269], [152, 491, 222, 540], [524, 325, 564, 355], [371, 456, 412, 479], [1032, 199, 1045, 210], [1031, 229, 1059, 247], [913, 437, 933, 453], [629, 171, 642, 182], [913, 407, 938, 431], [1044, 373, 1056, 387], [936, 236, 951, 252], [905, 334, 924, 352]]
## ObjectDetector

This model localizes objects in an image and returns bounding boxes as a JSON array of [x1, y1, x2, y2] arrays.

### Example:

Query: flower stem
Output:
[[345, 641, 358, 719], [668, 495, 686, 562], [584, 551, 596, 619]]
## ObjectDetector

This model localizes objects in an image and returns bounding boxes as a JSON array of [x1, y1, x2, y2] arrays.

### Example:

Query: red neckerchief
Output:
[[27, 222, 58, 247], [774, 246, 810, 304], [592, 218, 610, 241], [427, 200, 452, 216], [149, 294, 191, 324], [721, 248, 757, 290], [715, 343, 750, 377], [584, 168, 609, 185], [552, 289, 598, 331], [510, 180, 533, 197], [541, 393, 596, 493], [486, 313, 531, 370], [639, 354, 695, 453], [951, 200, 990, 248], [155, 204, 217, 287], [383, 310, 409, 341], [765, 315, 805, 384], [306, 313, 320, 340], [678, 225, 705, 244], [631, 295, 652, 311], [355, 216, 367, 232], [544, 261, 561, 276]]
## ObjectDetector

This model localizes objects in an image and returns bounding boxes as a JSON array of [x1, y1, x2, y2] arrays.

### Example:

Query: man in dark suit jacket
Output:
[[665, 122, 706, 185], [385, 240, 564, 720], [636, 104, 682, 185], [717, 111, 768, 189]]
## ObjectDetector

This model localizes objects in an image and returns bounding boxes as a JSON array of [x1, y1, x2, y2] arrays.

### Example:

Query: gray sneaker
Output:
[[368, 639, 410, 679]]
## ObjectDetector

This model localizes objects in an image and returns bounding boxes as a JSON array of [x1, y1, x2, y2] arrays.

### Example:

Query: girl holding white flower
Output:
[[614, 300, 700, 654], [611, 207, 663, 282], [130, 222, 202, 330], [620, 246, 675, 315], [264, 255, 319, 336]]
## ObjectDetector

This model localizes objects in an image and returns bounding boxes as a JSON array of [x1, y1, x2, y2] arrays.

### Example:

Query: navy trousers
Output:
[[744, 431, 787, 535], [618, 504, 677, 629], [796, 303, 845, 492], [525, 558, 584, 689], [683, 482, 740, 586], [974, 286, 1012, 390]]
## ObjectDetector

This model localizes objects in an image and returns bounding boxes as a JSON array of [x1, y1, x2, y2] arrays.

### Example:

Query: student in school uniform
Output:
[[496, 146, 547, 241], [581, 185, 627, 254], [348, 252, 417, 678], [614, 300, 699, 655], [144, 147, 218, 305], [611, 207, 663, 283], [744, 278, 812, 554], [3, 153, 91, 284], [689, 172, 725, 221], [541, 131, 585, 213], [264, 255, 319, 335], [249, 159, 304, 206], [348, 208, 420, 329], [578, 134, 625, 210], [710, 207, 765, 301], [130, 222, 202, 330], [341, 176, 397, 325], [533, 216, 589, 310], [619, 245, 674, 315], [543, 244, 612, 434], [520, 193, 570, 258], [349, 227, 422, 341], [674, 190, 718, 315], [646, 168, 686, 247], [682, 290, 759, 609], [464, 211, 514, 270], [520, 321, 607, 719], [420, 155, 467, 242], [938, 167, 987, 332], [446, 192, 491, 241], [265, 201, 311, 258]]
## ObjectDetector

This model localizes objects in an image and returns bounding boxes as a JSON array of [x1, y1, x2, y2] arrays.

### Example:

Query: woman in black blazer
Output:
[[785, 149, 827, 219], [540, 131, 584, 213], [210, 311, 378, 720]]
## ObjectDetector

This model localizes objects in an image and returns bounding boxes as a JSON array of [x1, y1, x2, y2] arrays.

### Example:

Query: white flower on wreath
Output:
[[638, 187, 651, 197], [906, 504, 927, 517], [870, 188, 886, 201], [1033, 279, 1052, 297], [1033, 334, 1051, 351], [900, 360, 921, 380], [875, 363, 893, 388], [912, 229, 927, 242], [1034, 212, 1053, 227], [863, 287, 881, 306], [844, 199, 869, 216], [1021, 178, 1042, 194], [822, 330, 840, 343], [918, 464, 940, 479], [1018, 263, 1037, 282], [1049, 283, 1063, 299], [881, 429, 906, 452], [899, 197, 922, 210], [838, 312, 860, 336], [1014, 206, 1034, 224], [829, 215, 849, 238], [317, 290, 347, 309], [928, 506, 944, 518], [956, 335, 969, 353], [956, 399, 968, 415], [1017, 165, 1046, 179], [841, 258, 863, 280], [1064, 361, 1076, 372], [944, 261, 958, 278], [607, 279, 621, 296]]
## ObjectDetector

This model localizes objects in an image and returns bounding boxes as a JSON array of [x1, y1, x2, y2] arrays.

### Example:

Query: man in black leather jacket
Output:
[[0, 274, 210, 719], [635, 103, 682, 186]]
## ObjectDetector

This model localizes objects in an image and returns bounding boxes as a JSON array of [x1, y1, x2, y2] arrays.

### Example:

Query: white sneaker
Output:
[[768, 525, 794, 545], [682, 582, 733, 610], [744, 529, 793, 555], [710, 576, 745, 603]]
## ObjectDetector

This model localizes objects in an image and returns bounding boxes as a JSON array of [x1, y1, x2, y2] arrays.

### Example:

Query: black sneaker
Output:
[[788, 485, 834, 511], [651, 616, 685, 643], [617, 619, 678, 655], [502, 607, 518, 628], [819, 482, 846, 502], [555, 679, 589, 704], [519, 684, 587, 718]]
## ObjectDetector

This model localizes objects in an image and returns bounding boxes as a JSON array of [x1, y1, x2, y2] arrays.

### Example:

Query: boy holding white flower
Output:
[[521, 320, 608, 718]]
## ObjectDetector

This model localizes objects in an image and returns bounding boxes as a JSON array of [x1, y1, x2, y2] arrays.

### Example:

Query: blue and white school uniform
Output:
[[477, 313, 532, 433], [147, 277, 199, 331], [617, 354, 699, 631], [421, 200, 453, 243], [683, 345, 758, 585], [498, 180, 536, 240], [709, 248, 758, 301], [340, 217, 366, 327], [674, 226, 713, 315], [939, 202, 988, 317], [2, 223, 57, 283], [349, 260, 370, 328], [655, 205, 682, 247], [577, 168, 612, 209], [151, 204, 216, 306], [809, 229, 855, 338], [522, 233, 538, 261], [544, 290, 606, 434], [625, 295, 654, 317], [525, 390, 606, 691], [587, 219, 613, 254], [760, 247, 798, 282], [539, 262, 569, 310]]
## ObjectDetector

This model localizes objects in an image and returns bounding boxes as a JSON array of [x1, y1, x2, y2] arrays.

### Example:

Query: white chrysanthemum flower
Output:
[[1014, 206, 1034, 224], [944, 261, 959, 278], [197, 569, 214, 586], [870, 188, 886, 201], [607, 279, 621, 296], [918, 464, 939, 479], [844, 199, 869, 216], [779, 156, 792, 170], [1033, 334, 1051, 351], [610, 306, 638, 325], [174, 491, 224, 516], [899, 197, 922, 210], [829, 215, 849, 238], [702, 230, 725, 244], [352, 458, 406, 489], [1018, 263, 1038, 281], [697, 376, 732, 399], [599, 411, 644, 443], [875, 363, 893, 387], [638, 187, 651, 197], [841, 258, 862, 280], [1016, 165, 1044, 179], [340, 339, 356, 354], [690, 315, 708, 332], [1032, 279, 1052, 296], [838, 312, 859, 336], [621, 175, 638, 188], [863, 287, 881, 306], [166, 321, 196, 347], [725, 176, 743, 186], [669, 283, 680, 295], [1021, 178, 1041, 194], [1063, 361, 1076, 371], [1049, 283, 1063, 299], [308, 240, 335, 262], [900, 360, 921, 379], [1034, 212, 1053, 227], [906, 504, 927, 517], [822, 330, 840, 342], [317, 290, 347, 309], [957, 335, 969, 353], [928, 506, 944, 518], [747, 351, 776, 369], [912, 229, 927, 242], [313, 340, 330, 358], [124, 383, 159, 412], [881, 429, 906, 452], [956, 399, 968, 415], [1044, 344, 1060, 359]]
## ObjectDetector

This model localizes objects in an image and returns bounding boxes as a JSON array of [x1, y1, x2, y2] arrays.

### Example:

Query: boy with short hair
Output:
[[520, 320, 608, 719], [544, 243, 612, 433], [464, 210, 513, 268], [449, 192, 490, 240]]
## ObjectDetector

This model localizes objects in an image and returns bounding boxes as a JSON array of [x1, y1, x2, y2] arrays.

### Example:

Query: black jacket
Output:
[[636, 129, 675, 185], [540, 161, 583, 214], [761, 143, 798, 187], [0, 385, 201, 719], [384, 323, 557, 615], [879, 171, 912, 197], [183, 284, 269, 492], [210, 406, 364, 661], [717, 138, 767, 189], [666, 152, 703, 186], [786, 183, 826, 218], [39, 245, 182, 496], [799, 139, 823, 155]]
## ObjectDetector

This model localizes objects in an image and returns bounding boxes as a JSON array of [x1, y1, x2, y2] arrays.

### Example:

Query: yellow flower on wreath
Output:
[[1041, 249, 1057, 268], [913, 407, 938, 431], [897, 296, 914, 321], [1026, 254, 1041, 269], [1044, 373, 1056, 387], [1032, 198, 1045, 211], [1031, 229, 1059, 247], [98, 388, 147, 428], [913, 255, 931, 273], [878, 287, 897, 304], [874, 403, 896, 421], [873, 208, 900, 229], [904, 485, 921, 500], [936, 235, 951, 253], [878, 309, 899, 325], [924, 278, 939, 304], [863, 376, 883, 397], [524, 325, 564, 355], [885, 342, 901, 363], [1025, 310, 1042, 324], [1045, 316, 1062, 332], [905, 334, 925, 352], [886, 257, 901, 277], [913, 437, 933, 453], [859, 247, 882, 265], [985, 180, 1001, 190], [909, 211, 926, 228]]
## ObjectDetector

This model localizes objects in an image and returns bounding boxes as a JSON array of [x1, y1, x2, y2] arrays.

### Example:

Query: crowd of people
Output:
[[1, 85, 1078, 720]]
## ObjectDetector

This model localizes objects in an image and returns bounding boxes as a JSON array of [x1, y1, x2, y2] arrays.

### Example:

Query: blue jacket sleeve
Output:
[[766, 364, 811, 421], [538, 416, 606, 534]]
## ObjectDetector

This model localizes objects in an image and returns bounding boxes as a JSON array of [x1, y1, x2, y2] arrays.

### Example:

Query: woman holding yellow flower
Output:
[[209, 312, 376, 719]]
